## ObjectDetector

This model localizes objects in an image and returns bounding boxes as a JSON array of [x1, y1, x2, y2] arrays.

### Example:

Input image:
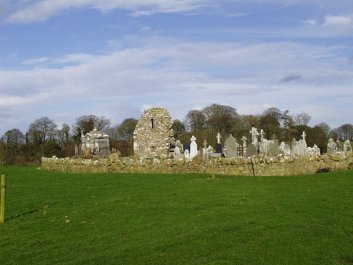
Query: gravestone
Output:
[[327, 138, 337, 154], [246, 143, 257, 157], [343, 140, 352, 152], [241, 136, 247, 157], [190, 135, 198, 158], [283, 143, 291, 156], [202, 140, 209, 162], [173, 145, 183, 160], [215, 144, 222, 154], [224, 134, 238, 158], [268, 140, 279, 157], [250, 127, 259, 144], [184, 149, 190, 159], [215, 132, 222, 154], [183, 143, 190, 152], [291, 138, 299, 156], [175, 140, 184, 152], [313, 144, 321, 155]]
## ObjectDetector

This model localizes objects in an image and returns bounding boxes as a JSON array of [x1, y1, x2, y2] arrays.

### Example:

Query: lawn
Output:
[[1, 166, 353, 265]]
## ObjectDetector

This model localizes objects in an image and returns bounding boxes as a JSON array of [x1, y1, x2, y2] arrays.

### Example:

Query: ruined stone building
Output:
[[81, 128, 110, 156], [133, 107, 175, 159]]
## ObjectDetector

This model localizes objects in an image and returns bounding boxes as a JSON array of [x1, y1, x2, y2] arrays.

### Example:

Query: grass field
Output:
[[1, 166, 353, 265]]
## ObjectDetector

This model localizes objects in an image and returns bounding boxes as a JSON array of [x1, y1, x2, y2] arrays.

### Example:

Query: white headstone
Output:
[[190, 135, 198, 158], [343, 140, 352, 152], [216, 133, 221, 144]]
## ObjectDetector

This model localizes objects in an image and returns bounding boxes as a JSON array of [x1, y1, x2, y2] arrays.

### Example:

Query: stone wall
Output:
[[41, 152, 353, 176], [133, 107, 174, 159]]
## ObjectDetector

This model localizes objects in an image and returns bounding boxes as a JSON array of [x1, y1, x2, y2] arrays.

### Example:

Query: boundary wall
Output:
[[41, 152, 353, 176]]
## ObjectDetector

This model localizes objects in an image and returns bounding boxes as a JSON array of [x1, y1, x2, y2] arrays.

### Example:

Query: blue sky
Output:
[[1, 0, 353, 135]]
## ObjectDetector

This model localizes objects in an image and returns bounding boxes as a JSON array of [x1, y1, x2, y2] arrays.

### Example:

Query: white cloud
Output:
[[302, 19, 317, 25], [323, 15, 353, 27], [6, 0, 206, 23], [7, 0, 353, 24], [1, 39, 353, 134]]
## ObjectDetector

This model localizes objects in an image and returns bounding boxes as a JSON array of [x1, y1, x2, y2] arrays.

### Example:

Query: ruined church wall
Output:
[[133, 108, 174, 158], [41, 152, 353, 176]]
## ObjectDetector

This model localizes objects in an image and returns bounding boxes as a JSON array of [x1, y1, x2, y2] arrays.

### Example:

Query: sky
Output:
[[1, 0, 353, 135]]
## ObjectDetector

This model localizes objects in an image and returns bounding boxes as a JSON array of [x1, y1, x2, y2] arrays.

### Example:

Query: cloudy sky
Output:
[[1, 0, 353, 135]]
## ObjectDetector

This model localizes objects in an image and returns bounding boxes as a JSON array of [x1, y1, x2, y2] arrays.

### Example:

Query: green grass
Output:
[[1, 166, 353, 265]]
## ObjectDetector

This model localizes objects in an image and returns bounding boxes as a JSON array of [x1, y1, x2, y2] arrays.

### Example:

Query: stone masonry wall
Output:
[[42, 152, 353, 176], [133, 107, 174, 159]]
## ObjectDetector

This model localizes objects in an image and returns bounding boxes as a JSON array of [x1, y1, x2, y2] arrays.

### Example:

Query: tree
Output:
[[294, 113, 311, 126], [309, 125, 328, 153], [117, 118, 138, 141], [316, 122, 331, 137], [3, 128, 25, 159], [239, 115, 260, 131], [28, 117, 57, 144], [184, 110, 206, 132], [56, 123, 71, 146], [259, 108, 281, 139], [4, 129, 25, 145], [73, 115, 110, 141], [114, 118, 138, 156], [172, 119, 186, 138], [202, 103, 238, 133], [336, 124, 353, 140], [262, 107, 283, 124], [281, 110, 295, 129]]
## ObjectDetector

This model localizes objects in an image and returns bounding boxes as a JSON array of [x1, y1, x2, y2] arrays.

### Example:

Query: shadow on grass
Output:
[[6, 208, 40, 222]]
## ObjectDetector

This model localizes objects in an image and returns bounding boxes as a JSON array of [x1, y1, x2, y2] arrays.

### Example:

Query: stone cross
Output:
[[203, 140, 207, 149], [241, 136, 247, 148], [250, 127, 259, 144], [260, 129, 265, 142], [301, 131, 306, 141]]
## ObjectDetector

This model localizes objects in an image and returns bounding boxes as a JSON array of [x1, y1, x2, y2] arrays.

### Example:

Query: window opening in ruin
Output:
[[151, 119, 154, 129]]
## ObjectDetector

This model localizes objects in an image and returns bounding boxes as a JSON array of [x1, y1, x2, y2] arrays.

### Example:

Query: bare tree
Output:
[[74, 115, 110, 136], [28, 117, 57, 144], [56, 123, 71, 146], [336, 124, 353, 140], [294, 113, 311, 126], [4, 128, 25, 145], [263, 107, 283, 123]]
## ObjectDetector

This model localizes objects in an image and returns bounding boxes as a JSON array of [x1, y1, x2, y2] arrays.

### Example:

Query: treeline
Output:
[[1, 104, 352, 165]]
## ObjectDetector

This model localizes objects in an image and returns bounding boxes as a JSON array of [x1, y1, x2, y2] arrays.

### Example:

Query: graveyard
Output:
[[42, 107, 353, 176]]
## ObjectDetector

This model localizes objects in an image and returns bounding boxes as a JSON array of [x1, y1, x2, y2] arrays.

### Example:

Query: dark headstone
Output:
[[183, 143, 190, 152], [215, 143, 222, 154]]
